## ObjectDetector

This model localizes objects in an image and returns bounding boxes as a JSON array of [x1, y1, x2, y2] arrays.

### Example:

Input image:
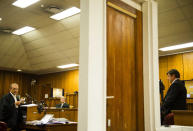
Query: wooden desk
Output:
[[25, 123, 77, 131], [172, 110, 193, 126], [187, 98, 193, 110], [45, 108, 78, 122]]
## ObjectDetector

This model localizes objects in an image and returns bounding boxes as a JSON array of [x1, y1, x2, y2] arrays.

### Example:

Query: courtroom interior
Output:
[[0, 0, 193, 131]]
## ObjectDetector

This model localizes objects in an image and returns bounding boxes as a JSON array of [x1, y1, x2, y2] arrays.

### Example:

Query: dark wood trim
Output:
[[107, 0, 137, 16], [107, 2, 137, 18], [135, 10, 144, 131]]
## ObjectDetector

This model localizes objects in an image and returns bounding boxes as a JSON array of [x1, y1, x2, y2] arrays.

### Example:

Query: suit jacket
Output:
[[56, 103, 69, 108], [162, 79, 187, 115], [0, 93, 20, 129]]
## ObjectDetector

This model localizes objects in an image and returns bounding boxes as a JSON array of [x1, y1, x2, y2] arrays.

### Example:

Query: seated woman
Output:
[[56, 96, 69, 108]]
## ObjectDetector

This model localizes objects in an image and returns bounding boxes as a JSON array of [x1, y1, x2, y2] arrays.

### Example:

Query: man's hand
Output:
[[20, 98, 25, 104], [15, 101, 21, 106]]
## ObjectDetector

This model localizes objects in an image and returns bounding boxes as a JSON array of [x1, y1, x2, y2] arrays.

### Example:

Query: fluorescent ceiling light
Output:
[[17, 69, 22, 72], [57, 64, 79, 69], [50, 7, 80, 20], [12, 0, 40, 8], [159, 42, 193, 51], [12, 26, 35, 35]]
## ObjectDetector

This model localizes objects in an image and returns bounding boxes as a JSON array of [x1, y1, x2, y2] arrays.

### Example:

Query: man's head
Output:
[[60, 96, 66, 103], [167, 69, 180, 83], [10, 83, 19, 95]]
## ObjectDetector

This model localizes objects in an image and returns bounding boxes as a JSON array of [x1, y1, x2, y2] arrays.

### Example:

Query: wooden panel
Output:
[[167, 54, 184, 80], [37, 70, 79, 98], [172, 110, 193, 126], [0, 70, 35, 98], [26, 106, 44, 121], [183, 52, 193, 80], [45, 98, 60, 107], [46, 109, 60, 118], [135, 10, 144, 131], [61, 70, 79, 93], [66, 93, 78, 108], [159, 56, 169, 96], [107, 1, 144, 131]]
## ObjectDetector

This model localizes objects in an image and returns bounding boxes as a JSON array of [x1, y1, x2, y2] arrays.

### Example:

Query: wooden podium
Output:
[[19, 105, 44, 122]]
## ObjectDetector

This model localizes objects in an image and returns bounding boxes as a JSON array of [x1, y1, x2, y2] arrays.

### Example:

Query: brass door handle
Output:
[[106, 96, 114, 99]]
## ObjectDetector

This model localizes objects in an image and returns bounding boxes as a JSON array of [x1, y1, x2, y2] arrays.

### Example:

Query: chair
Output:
[[163, 113, 174, 125], [0, 121, 7, 131]]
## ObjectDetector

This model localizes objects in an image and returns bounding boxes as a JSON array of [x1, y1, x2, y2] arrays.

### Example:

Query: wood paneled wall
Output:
[[159, 52, 193, 95], [38, 69, 79, 93], [0, 70, 79, 101], [0, 70, 35, 98]]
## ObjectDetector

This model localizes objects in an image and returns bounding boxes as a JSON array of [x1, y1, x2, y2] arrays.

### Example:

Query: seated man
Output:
[[161, 69, 187, 125], [56, 96, 69, 108]]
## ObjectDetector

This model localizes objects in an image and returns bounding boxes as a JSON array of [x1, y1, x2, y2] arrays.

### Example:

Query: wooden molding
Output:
[[107, 2, 137, 18]]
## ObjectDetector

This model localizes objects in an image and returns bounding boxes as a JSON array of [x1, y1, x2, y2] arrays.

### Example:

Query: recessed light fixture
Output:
[[12, 0, 40, 8], [57, 64, 79, 69], [0, 18, 2, 21], [12, 26, 35, 35], [17, 69, 22, 72], [159, 42, 193, 51], [50, 7, 80, 20]]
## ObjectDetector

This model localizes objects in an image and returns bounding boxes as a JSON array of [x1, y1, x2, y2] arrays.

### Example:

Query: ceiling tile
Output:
[[158, 0, 178, 13], [176, 0, 193, 6], [181, 4, 193, 19], [159, 21, 191, 38], [159, 31, 193, 47], [158, 8, 185, 26]]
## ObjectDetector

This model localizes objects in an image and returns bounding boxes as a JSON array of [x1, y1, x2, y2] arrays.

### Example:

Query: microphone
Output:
[[25, 93, 32, 99]]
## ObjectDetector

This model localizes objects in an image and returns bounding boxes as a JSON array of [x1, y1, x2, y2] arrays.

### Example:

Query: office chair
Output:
[[0, 121, 7, 131]]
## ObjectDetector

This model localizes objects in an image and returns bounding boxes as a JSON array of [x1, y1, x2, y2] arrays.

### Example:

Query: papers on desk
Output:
[[26, 115, 76, 125], [41, 114, 54, 124], [21, 104, 37, 107], [26, 114, 54, 125], [47, 118, 68, 124]]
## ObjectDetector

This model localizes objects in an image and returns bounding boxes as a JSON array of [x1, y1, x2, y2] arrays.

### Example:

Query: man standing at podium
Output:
[[0, 83, 22, 131]]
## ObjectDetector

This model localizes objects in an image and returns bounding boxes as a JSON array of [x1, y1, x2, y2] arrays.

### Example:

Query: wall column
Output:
[[78, 0, 106, 131], [142, 0, 161, 130]]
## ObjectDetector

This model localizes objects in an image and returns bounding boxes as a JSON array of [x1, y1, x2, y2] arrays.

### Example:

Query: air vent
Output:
[[44, 5, 63, 14], [0, 28, 13, 33]]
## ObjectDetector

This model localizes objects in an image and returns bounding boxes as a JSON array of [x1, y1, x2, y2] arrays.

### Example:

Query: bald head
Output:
[[10, 83, 19, 95]]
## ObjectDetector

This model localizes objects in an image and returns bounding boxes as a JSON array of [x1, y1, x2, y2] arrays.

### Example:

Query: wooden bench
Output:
[[172, 110, 193, 126]]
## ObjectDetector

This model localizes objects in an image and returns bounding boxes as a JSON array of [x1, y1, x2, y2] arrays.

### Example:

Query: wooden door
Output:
[[107, 0, 144, 131]]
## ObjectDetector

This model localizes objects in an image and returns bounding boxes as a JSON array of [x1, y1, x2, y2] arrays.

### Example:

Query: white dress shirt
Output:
[[10, 92, 18, 108], [171, 78, 179, 85]]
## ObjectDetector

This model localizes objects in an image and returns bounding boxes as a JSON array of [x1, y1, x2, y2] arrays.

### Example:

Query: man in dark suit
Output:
[[161, 69, 187, 124], [0, 83, 23, 131], [56, 96, 69, 108]]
